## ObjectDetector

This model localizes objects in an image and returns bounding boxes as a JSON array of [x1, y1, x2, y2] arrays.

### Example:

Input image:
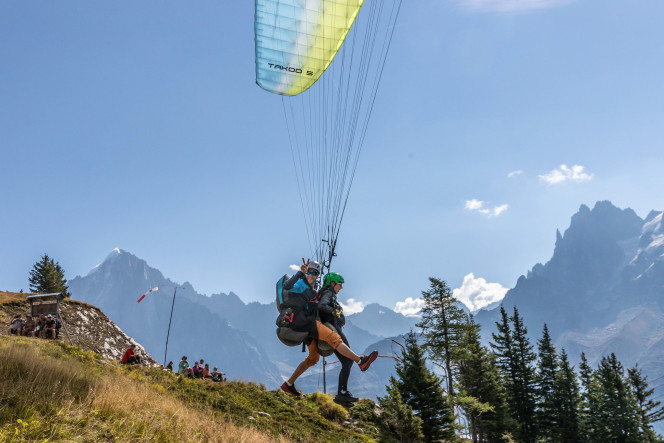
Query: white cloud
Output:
[[394, 297, 426, 317], [539, 164, 594, 185], [289, 264, 300, 272], [492, 204, 509, 216], [339, 298, 365, 315], [465, 200, 509, 217], [465, 199, 485, 210], [507, 170, 523, 178], [457, 0, 572, 13], [453, 273, 508, 312]]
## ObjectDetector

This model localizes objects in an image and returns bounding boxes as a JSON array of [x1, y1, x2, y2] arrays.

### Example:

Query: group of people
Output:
[[7, 312, 61, 339], [279, 259, 379, 405], [170, 356, 226, 382], [119, 347, 227, 384]]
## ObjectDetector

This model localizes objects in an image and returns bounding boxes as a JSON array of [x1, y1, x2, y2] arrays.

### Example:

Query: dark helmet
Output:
[[324, 272, 344, 286]]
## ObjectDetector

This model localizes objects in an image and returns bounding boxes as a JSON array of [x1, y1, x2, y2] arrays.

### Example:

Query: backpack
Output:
[[275, 275, 310, 347]]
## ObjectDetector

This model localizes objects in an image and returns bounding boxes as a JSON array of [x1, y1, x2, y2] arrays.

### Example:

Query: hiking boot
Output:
[[280, 382, 301, 397], [336, 391, 359, 402], [358, 350, 378, 372]]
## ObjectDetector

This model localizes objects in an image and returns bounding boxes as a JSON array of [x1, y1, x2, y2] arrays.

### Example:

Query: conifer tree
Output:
[[491, 306, 515, 382], [416, 277, 470, 398], [553, 349, 581, 442], [378, 377, 425, 442], [627, 364, 664, 442], [536, 324, 558, 440], [578, 352, 601, 440], [28, 254, 71, 298], [457, 317, 512, 442], [511, 307, 538, 442], [491, 306, 537, 442], [595, 353, 641, 442], [395, 331, 457, 442]]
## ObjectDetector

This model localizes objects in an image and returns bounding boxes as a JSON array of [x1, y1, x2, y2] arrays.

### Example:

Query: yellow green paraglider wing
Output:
[[255, 0, 364, 96]]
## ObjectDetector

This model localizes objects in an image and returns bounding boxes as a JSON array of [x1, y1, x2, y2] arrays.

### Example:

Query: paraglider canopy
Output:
[[255, 0, 365, 96], [255, 0, 402, 270]]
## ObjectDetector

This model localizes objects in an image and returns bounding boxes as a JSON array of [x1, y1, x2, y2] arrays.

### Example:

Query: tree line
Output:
[[377, 277, 664, 442]]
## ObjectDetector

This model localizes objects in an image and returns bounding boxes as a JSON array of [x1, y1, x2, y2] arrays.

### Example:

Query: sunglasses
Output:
[[307, 269, 320, 276]]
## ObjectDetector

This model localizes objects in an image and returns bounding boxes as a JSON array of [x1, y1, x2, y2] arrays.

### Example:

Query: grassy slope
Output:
[[0, 295, 396, 442]]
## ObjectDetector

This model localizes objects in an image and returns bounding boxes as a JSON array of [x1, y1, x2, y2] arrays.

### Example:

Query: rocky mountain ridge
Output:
[[476, 201, 664, 386]]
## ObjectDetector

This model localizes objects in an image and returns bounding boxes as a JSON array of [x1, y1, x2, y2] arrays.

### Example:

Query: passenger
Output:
[[280, 259, 378, 396], [318, 272, 358, 404]]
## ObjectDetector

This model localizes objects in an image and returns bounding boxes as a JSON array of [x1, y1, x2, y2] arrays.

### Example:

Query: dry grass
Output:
[[0, 291, 28, 305], [0, 337, 286, 442], [85, 374, 285, 442]]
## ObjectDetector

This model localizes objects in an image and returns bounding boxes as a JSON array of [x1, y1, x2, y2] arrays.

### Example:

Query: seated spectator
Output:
[[178, 356, 191, 376], [203, 363, 211, 379], [8, 314, 22, 335], [211, 367, 226, 382], [165, 361, 174, 371], [34, 314, 46, 338], [54, 316, 62, 339], [121, 344, 141, 365], [192, 361, 204, 379], [22, 315, 35, 337], [44, 314, 57, 339]]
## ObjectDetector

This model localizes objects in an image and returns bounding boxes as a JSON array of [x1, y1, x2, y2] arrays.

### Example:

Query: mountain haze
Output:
[[69, 249, 281, 386]]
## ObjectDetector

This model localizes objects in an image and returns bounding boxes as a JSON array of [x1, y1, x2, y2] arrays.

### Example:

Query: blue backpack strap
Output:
[[276, 275, 285, 308]]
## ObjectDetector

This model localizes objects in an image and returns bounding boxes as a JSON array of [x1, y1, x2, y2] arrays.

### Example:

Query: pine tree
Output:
[[416, 277, 470, 398], [595, 353, 641, 442], [578, 352, 602, 441], [491, 306, 516, 378], [536, 324, 558, 440], [395, 331, 457, 442], [457, 317, 512, 442], [378, 376, 425, 442], [507, 307, 538, 442], [28, 254, 71, 298], [627, 364, 664, 442], [553, 349, 581, 442]]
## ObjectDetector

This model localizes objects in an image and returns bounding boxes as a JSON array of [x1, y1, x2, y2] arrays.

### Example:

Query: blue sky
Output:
[[2, 0, 663, 313]]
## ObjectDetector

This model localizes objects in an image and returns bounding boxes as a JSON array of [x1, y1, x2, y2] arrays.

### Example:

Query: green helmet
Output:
[[324, 272, 344, 286]]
